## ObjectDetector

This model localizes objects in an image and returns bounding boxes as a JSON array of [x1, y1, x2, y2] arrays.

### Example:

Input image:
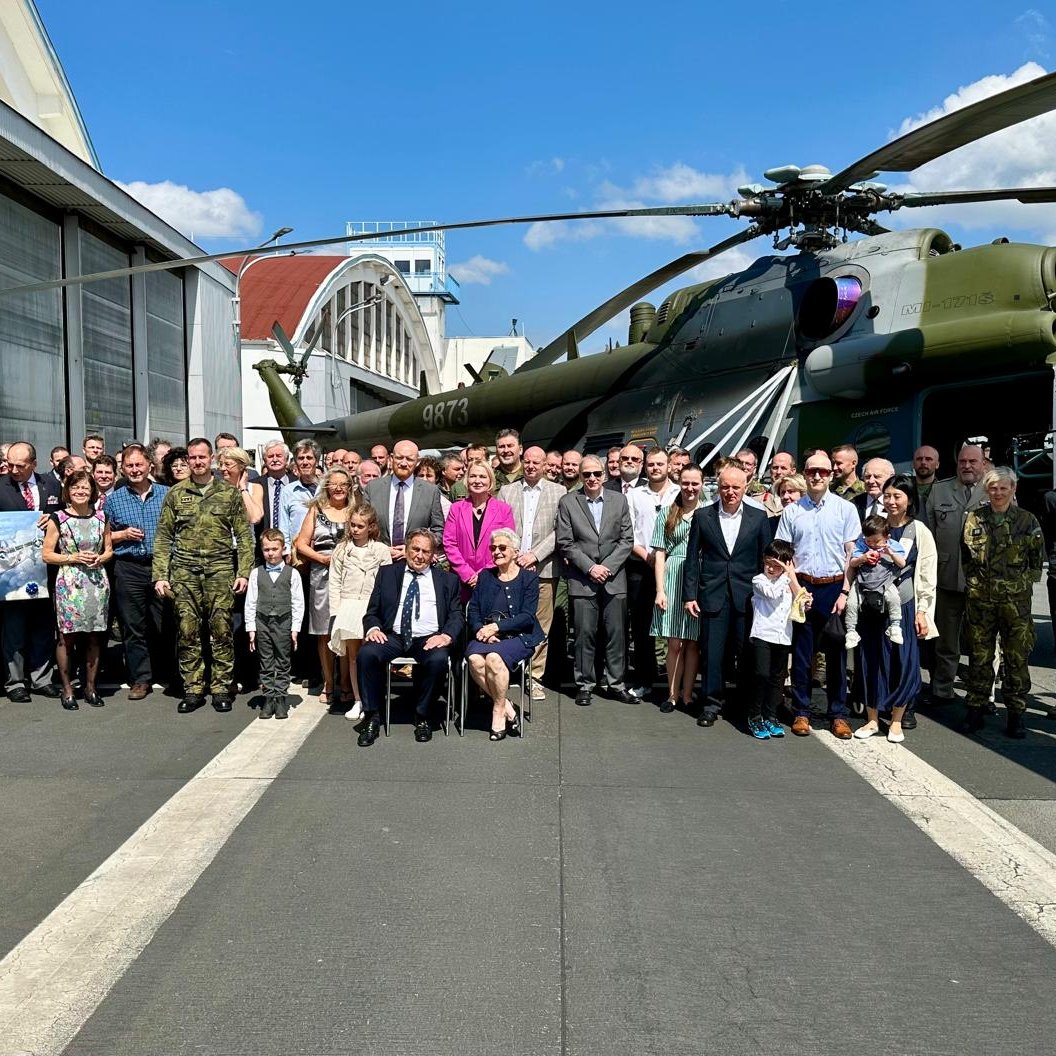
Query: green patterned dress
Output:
[[649, 509, 699, 640]]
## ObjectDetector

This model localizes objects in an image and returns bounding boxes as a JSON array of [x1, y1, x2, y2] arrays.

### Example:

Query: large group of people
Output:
[[0, 426, 1047, 745]]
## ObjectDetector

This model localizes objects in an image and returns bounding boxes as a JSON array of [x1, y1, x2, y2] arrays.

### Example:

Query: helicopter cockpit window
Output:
[[798, 276, 863, 341]]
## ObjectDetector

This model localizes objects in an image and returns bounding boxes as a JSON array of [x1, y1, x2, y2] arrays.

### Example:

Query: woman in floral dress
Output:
[[42, 469, 113, 711]]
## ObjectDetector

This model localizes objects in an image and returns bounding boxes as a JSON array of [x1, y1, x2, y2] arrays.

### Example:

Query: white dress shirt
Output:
[[393, 566, 439, 637], [244, 564, 306, 633], [718, 503, 743, 552], [521, 482, 542, 548], [629, 482, 679, 551]]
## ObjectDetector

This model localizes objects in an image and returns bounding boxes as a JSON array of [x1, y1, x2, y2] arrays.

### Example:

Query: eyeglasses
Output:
[[806, 468, 832, 477], [489, 544, 509, 552], [582, 470, 604, 478], [620, 456, 642, 463]]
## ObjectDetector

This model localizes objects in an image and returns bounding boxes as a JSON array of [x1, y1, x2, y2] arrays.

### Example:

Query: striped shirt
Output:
[[105, 481, 169, 558]]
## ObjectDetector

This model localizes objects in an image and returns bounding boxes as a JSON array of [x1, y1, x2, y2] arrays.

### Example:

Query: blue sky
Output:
[[39, 1, 1056, 353]]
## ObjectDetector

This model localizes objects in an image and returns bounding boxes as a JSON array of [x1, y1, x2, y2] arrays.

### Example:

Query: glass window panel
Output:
[[80, 230, 133, 450], [0, 194, 65, 452], [145, 268, 186, 440]]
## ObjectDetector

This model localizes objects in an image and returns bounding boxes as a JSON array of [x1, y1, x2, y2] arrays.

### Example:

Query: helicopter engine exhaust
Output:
[[798, 277, 863, 340]]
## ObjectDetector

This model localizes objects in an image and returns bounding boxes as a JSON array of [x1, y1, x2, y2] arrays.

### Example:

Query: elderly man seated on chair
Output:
[[356, 529, 464, 746]]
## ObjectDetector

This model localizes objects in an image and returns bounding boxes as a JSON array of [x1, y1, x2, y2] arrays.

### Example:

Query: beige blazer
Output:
[[908, 520, 939, 640], [499, 479, 565, 579]]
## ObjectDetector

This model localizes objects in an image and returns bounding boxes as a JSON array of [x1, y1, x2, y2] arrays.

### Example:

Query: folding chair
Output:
[[384, 656, 453, 736], [459, 655, 530, 738]]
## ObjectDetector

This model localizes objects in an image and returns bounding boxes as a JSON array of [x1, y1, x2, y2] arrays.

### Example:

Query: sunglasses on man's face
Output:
[[582, 470, 604, 478], [806, 468, 832, 477]]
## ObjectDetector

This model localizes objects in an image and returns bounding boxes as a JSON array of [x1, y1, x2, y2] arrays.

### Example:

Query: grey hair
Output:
[[490, 527, 520, 551], [293, 438, 321, 463], [982, 466, 1017, 489], [263, 438, 289, 457]]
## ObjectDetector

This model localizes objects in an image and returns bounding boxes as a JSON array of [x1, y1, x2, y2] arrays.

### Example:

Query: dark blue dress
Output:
[[465, 567, 546, 670], [857, 522, 923, 714]]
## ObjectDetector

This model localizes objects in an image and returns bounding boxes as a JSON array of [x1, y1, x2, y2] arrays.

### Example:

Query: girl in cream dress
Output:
[[328, 503, 391, 719]]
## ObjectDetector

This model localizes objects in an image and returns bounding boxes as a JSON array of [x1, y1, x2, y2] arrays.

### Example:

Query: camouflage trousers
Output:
[[963, 592, 1035, 712], [170, 563, 236, 696]]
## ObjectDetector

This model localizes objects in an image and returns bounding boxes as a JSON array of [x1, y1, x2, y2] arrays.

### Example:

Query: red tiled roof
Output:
[[220, 255, 348, 341]]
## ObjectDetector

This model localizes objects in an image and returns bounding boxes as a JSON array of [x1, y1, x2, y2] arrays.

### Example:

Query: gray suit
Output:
[[926, 476, 984, 697], [501, 478, 566, 682], [363, 476, 445, 548], [556, 489, 633, 692]]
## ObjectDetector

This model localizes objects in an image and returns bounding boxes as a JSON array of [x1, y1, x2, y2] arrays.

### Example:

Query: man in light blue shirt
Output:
[[279, 439, 321, 549], [776, 451, 861, 739]]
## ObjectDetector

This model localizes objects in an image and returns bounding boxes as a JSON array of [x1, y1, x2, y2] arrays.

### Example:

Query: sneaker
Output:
[[764, 719, 785, 738], [345, 700, 364, 721], [747, 718, 771, 740], [844, 630, 861, 649], [886, 625, 904, 645], [531, 680, 546, 702]]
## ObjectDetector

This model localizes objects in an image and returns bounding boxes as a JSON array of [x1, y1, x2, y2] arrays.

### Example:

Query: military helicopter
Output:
[[10, 69, 1056, 491]]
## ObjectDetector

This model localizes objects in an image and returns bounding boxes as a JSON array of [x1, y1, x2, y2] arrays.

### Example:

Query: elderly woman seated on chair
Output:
[[466, 528, 546, 741]]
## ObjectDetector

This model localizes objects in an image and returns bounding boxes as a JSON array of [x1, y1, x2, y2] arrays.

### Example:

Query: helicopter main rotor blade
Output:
[[516, 226, 763, 374], [818, 69, 1056, 195], [0, 204, 732, 298], [895, 186, 1056, 208]]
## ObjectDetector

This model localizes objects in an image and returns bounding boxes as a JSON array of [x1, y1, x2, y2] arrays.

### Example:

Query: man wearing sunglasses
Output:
[[775, 452, 862, 738], [556, 456, 635, 707]]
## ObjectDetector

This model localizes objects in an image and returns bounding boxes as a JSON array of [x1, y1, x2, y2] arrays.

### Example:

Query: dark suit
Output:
[[358, 561, 464, 720], [363, 476, 445, 547], [0, 473, 62, 692], [853, 492, 886, 525], [555, 489, 633, 692], [683, 501, 770, 707], [604, 476, 642, 494]]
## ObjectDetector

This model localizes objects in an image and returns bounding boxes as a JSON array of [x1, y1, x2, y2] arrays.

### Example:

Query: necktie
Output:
[[272, 479, 282, 529], [392, 481, 406, 546], [622, 481, 630, 495], [400, 571, 421, 641], [21, 482, 34, 510]]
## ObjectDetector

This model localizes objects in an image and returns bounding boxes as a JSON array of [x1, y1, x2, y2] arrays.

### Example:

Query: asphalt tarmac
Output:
[[1, 589, 1055, 1056]]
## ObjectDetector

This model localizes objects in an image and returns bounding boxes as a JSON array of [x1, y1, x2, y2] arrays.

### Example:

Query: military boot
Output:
[[274, 695, 289, 720], [1005, 710, 1026, 740], [258, 698, 274, 720], [960, 705, 985, 734]]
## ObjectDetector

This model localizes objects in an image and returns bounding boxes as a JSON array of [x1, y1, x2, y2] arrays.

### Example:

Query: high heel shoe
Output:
[[489, 727, 507, 741], [505, 701, 521, 737]]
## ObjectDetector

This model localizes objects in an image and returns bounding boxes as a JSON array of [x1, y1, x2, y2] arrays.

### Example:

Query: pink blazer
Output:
[[443, 497, 516, 597]]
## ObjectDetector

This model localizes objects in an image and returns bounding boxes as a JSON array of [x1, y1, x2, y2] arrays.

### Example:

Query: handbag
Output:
[[820, 608, 846, 648]]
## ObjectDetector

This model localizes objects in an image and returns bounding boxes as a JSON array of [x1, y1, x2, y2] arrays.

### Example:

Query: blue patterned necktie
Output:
[[272, 478, 282, 529], [392, 481, 406, 546], [400, 570, 421, 641]]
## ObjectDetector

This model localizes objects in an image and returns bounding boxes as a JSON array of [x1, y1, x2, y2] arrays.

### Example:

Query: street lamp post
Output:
[[232, 226, 294, 353]]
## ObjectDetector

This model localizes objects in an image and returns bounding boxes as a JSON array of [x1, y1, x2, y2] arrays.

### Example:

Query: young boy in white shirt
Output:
[[246, 528, 305, 719], [746, 539, 807, 740]]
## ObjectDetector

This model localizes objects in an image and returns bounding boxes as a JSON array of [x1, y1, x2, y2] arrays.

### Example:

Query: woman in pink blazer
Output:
[[443, 460, 515, 602]]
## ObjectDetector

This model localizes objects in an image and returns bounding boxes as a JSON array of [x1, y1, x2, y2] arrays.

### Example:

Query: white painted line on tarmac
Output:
[[817, 732, 1056, 947], [0, 693, 325, 1056]]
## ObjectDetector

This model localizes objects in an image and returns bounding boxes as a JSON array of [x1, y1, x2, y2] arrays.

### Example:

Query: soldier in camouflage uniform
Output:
[[961, 466, 1044, 738], [153, 438, 254, 714]]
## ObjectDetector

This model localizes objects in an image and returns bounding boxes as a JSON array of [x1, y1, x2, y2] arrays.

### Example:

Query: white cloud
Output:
[[1016, 9, 1051, 60], [888, 63, 1056, 243], [116, 179, 263, 239], [524, 162, 745, 251], [526, 157, 566, 176], [448, 255, 510, 285]]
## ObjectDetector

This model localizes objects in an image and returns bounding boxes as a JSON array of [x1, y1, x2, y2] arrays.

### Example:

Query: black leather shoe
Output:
[[575, 691, 592, 707], [697, 711, 718, 727], [357, 714, 381, 747], [659, 698, 676, 714], [609, 687, 639, 705], [177, 695, 204, 714], [34, 684, 62, 699], [1005, 711, 1027, 739], [61, 695, 79, 711], [901, 712, 917, 730], [85, 692, 105, 708], [960, 706, 985, 734], [8, 687, 30, 703], [212, 695, 233, 713], [414, 719, 433, 743]]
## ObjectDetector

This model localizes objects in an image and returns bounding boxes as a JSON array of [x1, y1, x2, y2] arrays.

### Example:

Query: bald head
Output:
[[717, 463, 747, 512], [522, 445, 546, 485], [619, 444, 644, 483], [913, 445, 939, 484], [391, 439, 419, 481]]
